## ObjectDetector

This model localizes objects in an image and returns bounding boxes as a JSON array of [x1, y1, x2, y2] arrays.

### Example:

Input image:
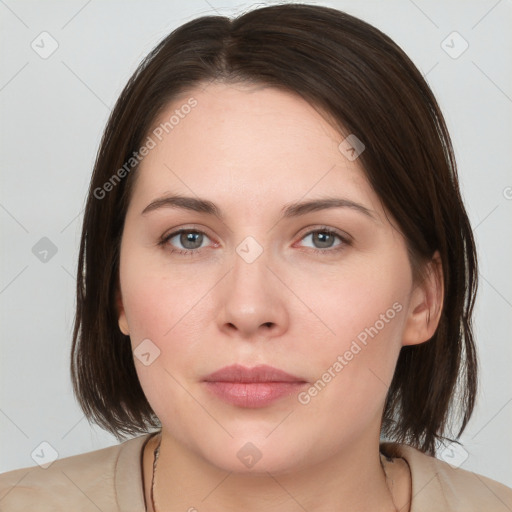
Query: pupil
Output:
[[181, 232, 202, 249], [315, 232, 333, 248]]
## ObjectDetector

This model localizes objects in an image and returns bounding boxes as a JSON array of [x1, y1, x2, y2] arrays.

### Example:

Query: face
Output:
[[117, 82, 426, 474]]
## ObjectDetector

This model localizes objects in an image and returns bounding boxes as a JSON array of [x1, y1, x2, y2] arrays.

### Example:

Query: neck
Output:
[[143, 430, 410, 512]]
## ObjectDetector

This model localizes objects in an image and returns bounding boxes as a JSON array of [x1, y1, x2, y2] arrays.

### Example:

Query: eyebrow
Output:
[[141, 194, 377, 221]]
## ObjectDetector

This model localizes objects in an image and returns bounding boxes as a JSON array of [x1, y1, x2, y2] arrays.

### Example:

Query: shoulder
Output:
[[0, 433, 153, 512], [380, 442, 512, 512]]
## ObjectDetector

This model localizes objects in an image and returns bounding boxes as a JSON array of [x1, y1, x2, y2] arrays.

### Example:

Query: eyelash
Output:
[[158, 226, 351, 257]]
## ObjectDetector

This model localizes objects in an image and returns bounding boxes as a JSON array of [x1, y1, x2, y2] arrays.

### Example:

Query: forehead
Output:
[[131, 82, 377, 214]]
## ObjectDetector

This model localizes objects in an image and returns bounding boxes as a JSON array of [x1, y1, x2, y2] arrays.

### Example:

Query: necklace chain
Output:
[[380, 453, 400, 512], [150, 437, 399, 512], [150, 437, 161, 512]]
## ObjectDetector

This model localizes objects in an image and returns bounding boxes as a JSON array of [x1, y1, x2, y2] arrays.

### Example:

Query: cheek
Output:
[[120, 256, 218, 372], [120, 232, 203, 331], [294, 254, 410, 346], [121, 267, 216, 420], [292, 255, 410, 408]]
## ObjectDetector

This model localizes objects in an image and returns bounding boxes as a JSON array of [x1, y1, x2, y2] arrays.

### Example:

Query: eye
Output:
[[159, 226, 351, 256], [160, 229, 213, 255], [296, 227, 350, 254]]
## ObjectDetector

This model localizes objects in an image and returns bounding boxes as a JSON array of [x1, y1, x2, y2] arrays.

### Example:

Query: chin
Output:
[[198, 436, 308, 476]]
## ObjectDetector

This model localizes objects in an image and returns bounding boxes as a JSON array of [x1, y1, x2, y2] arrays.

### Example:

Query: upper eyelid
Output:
[[162, 225, 215, 242], [296, 225, 350, 239]]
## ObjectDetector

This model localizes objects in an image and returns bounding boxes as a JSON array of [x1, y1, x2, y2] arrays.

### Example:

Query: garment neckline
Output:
[[115, 432, 157, 511], [115, 433, 445, 512]]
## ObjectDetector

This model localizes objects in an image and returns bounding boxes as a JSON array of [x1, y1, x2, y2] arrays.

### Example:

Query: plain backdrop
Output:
[[1, 0, 511, 488]]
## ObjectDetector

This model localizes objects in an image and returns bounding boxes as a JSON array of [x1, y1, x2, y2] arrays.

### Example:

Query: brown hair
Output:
[[71, 3, 478, 455]]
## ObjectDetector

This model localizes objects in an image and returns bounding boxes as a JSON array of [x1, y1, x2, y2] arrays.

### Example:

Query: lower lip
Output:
[[204, 381, 307, 408]]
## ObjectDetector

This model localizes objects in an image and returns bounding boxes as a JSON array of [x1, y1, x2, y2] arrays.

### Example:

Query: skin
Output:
[[117, 82, 443, 512]]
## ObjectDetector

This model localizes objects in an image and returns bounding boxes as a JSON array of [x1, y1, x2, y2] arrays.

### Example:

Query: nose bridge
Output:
[[226, 228, 270, 283], [229, 237, 272, 309], [216, 236, 288, 337]]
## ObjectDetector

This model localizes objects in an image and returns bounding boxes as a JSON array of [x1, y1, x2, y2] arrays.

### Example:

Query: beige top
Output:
[[1, 433, 511, 511]]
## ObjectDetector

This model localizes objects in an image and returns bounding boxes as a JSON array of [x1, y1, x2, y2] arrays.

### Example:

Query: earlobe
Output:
[[116, 288, 130, 336], [402, 251, 444, 346]]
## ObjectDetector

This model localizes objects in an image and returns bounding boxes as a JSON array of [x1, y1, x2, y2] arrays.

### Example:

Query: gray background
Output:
[[1, 0, 511, 488]]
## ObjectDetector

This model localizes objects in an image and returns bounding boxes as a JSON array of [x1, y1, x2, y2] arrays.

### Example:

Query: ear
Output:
[[402, 251, 444, 346], [116, 287, 130, 336]]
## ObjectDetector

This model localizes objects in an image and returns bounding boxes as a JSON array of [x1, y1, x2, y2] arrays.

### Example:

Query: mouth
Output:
[[203, 364, 308, 408]]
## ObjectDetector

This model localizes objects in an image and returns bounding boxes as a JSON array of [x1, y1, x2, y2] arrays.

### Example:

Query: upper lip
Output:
[[203, 364, 307, 383]]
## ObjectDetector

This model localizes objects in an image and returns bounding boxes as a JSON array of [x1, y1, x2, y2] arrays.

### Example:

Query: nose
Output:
[[215, 247, 289, 340]]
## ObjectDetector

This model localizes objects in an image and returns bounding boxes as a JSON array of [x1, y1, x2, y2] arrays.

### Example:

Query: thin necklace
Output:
[[150, 437, 161, 512], [380, 452, 400, 512], [150, 439, 399, 512]]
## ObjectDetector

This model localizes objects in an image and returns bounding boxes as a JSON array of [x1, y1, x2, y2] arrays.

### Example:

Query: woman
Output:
[[1, 3, 511, 511]]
